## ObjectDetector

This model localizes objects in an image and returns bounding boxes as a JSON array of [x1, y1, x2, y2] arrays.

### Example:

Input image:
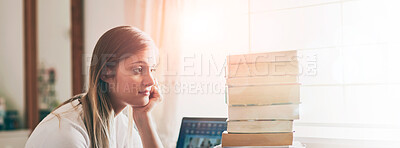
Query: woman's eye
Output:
[[150, 68, 156, 72], [133, 67, 143, 73]]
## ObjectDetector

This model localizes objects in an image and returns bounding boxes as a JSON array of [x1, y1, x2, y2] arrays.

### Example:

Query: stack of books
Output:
[[222, 50, 300, 147]]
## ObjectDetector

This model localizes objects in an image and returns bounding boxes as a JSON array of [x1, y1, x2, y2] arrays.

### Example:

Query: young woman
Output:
[[25, 26, 164, 148]]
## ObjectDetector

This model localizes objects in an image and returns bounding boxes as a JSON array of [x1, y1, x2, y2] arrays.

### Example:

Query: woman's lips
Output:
[[138, 90, 150, 96]]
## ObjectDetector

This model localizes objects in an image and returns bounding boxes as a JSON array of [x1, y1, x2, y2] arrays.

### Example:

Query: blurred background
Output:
[[1, 0, 400, 147]]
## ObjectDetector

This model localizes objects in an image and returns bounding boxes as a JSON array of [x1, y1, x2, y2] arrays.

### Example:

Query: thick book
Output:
[[228, 104, 299, 120], [227, 120, 293, 133], [227, 84, 300, 106], [227, 50, 297, 65], [222, 131, 293, 146], [227, 61, 298, 78], [226, 75, 298, 86]]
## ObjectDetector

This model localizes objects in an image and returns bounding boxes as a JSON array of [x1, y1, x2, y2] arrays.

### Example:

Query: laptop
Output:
[[176, 117, 227, 148]]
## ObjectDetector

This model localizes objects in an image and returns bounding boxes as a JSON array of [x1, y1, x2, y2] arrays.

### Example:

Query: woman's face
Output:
[[107, 48, 157, 107]]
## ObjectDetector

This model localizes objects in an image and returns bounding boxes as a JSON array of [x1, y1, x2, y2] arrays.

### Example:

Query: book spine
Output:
[[222, 131, 293, 146], [227, 120, 293, 133], [228, 104, 299, 120]]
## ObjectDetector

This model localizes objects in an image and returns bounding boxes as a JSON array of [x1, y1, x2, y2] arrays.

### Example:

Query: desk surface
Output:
[[214, 141, 305, 148]]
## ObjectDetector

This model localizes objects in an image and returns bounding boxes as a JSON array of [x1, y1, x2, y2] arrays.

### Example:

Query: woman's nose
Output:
[[143, 71, 155, 87]]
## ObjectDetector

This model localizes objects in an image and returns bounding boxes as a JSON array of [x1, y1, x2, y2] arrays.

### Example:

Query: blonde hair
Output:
[[56, 26, 155, 148]]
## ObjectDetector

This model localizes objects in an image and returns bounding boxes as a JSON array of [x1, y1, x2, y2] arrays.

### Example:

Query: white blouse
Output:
[[25, 99, 143, 148]]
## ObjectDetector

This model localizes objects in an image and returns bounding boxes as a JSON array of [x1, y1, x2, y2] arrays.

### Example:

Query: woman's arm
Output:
[[134, 113, 163, 148], [132, 83, 164, 148]]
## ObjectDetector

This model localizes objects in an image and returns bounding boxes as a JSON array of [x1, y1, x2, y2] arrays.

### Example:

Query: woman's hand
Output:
[[131, 81, 164, 148], [132, 81, 163, 116]]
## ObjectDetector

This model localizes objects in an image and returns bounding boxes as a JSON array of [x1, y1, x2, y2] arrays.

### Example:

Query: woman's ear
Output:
[[100, 67, 114, 84]]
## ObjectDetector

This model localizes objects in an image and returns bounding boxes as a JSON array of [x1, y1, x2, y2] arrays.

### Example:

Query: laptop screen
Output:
[[176, 117, 227, 148]]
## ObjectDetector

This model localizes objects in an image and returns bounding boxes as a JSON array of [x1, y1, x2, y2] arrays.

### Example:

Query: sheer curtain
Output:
[[125, 0, 184, 147]]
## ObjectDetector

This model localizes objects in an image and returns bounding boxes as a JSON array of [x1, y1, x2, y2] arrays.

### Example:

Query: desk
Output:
[[0, 129, 30, 148], [214, 141, 305, 148]]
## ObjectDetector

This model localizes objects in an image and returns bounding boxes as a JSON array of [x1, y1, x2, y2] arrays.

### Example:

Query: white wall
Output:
[[83, 0, 127, 89], [177, 0, 249, 118], [0, 0, 25, 128], [249, 0, 400, 147]]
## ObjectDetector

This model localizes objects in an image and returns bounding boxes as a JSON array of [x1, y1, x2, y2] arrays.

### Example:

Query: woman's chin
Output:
[[130, 97, 149, 107]]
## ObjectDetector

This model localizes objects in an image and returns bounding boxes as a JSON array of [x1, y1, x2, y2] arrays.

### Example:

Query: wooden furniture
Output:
[[24, 0, 84, 131]]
